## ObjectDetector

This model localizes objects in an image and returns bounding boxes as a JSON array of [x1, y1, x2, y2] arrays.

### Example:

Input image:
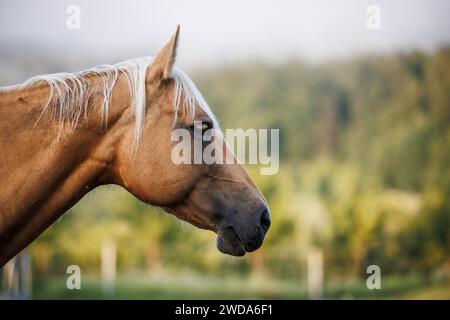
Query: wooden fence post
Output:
[[101, 238, 117, 298], [307, 247, 324, 299]]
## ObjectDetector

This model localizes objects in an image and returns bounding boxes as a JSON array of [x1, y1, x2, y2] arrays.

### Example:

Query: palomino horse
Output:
[[0, 26, 270, 267]]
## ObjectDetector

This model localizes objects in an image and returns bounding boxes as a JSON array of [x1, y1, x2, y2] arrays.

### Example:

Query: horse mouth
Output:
[[216, 226, 247, 257]]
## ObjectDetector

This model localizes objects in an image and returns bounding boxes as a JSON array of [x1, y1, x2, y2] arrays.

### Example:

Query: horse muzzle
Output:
[[216, 206, 271, 256]]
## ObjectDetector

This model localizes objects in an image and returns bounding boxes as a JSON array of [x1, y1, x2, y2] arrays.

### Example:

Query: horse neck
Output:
[[0, 73, 132, 266]]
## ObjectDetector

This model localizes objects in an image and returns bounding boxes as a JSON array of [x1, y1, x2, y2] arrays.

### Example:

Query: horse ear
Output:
[[148, 25, 180, 82]]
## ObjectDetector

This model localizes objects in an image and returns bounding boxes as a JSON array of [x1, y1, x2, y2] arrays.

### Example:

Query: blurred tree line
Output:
[[28, 49, 449, 281]]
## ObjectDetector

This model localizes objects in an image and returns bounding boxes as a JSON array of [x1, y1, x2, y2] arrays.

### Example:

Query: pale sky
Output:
[[0, 0, 449, 69]]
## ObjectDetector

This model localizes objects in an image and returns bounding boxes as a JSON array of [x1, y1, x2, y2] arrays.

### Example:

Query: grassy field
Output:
[[31, 272, 450, 300]]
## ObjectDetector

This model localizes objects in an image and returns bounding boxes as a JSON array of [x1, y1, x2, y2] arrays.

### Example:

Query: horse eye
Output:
[[191, 121, 211, 133]]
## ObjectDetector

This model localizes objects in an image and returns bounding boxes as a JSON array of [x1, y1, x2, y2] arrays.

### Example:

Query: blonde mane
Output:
[[14, 56, 216, 146]]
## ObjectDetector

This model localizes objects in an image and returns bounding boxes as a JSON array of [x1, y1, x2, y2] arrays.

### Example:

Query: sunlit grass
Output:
[[31, 273, 449, 300]]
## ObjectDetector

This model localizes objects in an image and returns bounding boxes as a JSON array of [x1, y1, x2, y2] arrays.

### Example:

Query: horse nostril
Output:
[[260, 208, 271, 233]]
